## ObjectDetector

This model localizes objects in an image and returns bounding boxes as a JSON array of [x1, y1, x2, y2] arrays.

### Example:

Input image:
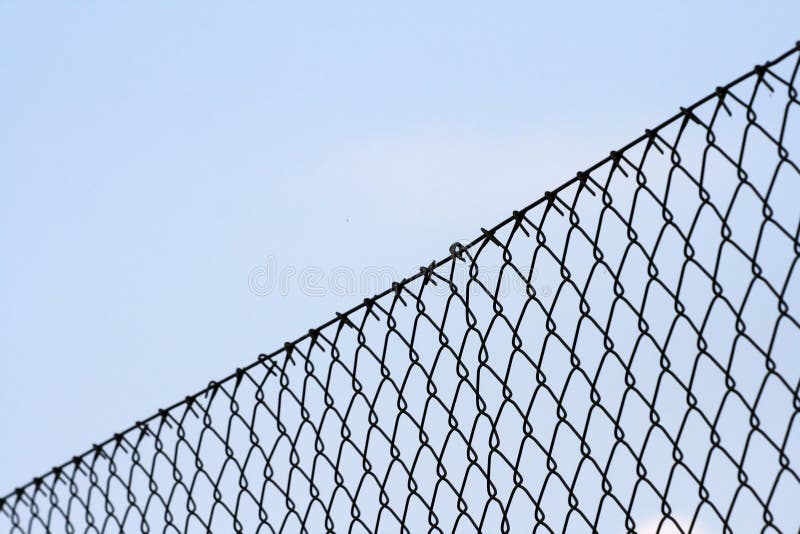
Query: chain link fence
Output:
[[3, 43, 800, 533]]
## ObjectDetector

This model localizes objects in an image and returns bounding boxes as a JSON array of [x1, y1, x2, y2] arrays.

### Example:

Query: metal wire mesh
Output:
[[3, 43, 800, 534]]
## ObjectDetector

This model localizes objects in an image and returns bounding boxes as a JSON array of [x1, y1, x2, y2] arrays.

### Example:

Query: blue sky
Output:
[[1, 1, 798, 491]]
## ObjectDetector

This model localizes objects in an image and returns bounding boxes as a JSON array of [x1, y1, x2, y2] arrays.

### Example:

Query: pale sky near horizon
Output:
[[1, 1, 799, 493]]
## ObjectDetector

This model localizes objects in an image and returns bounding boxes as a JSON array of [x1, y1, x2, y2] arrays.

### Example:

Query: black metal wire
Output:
[[2, 41, 800, 533]]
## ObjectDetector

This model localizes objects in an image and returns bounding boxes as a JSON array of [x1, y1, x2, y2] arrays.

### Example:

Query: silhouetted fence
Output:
[[3, 42, 800, 533]]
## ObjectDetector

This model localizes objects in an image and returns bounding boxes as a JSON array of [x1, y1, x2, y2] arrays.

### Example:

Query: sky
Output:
[[1, 1, 799, 495]]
